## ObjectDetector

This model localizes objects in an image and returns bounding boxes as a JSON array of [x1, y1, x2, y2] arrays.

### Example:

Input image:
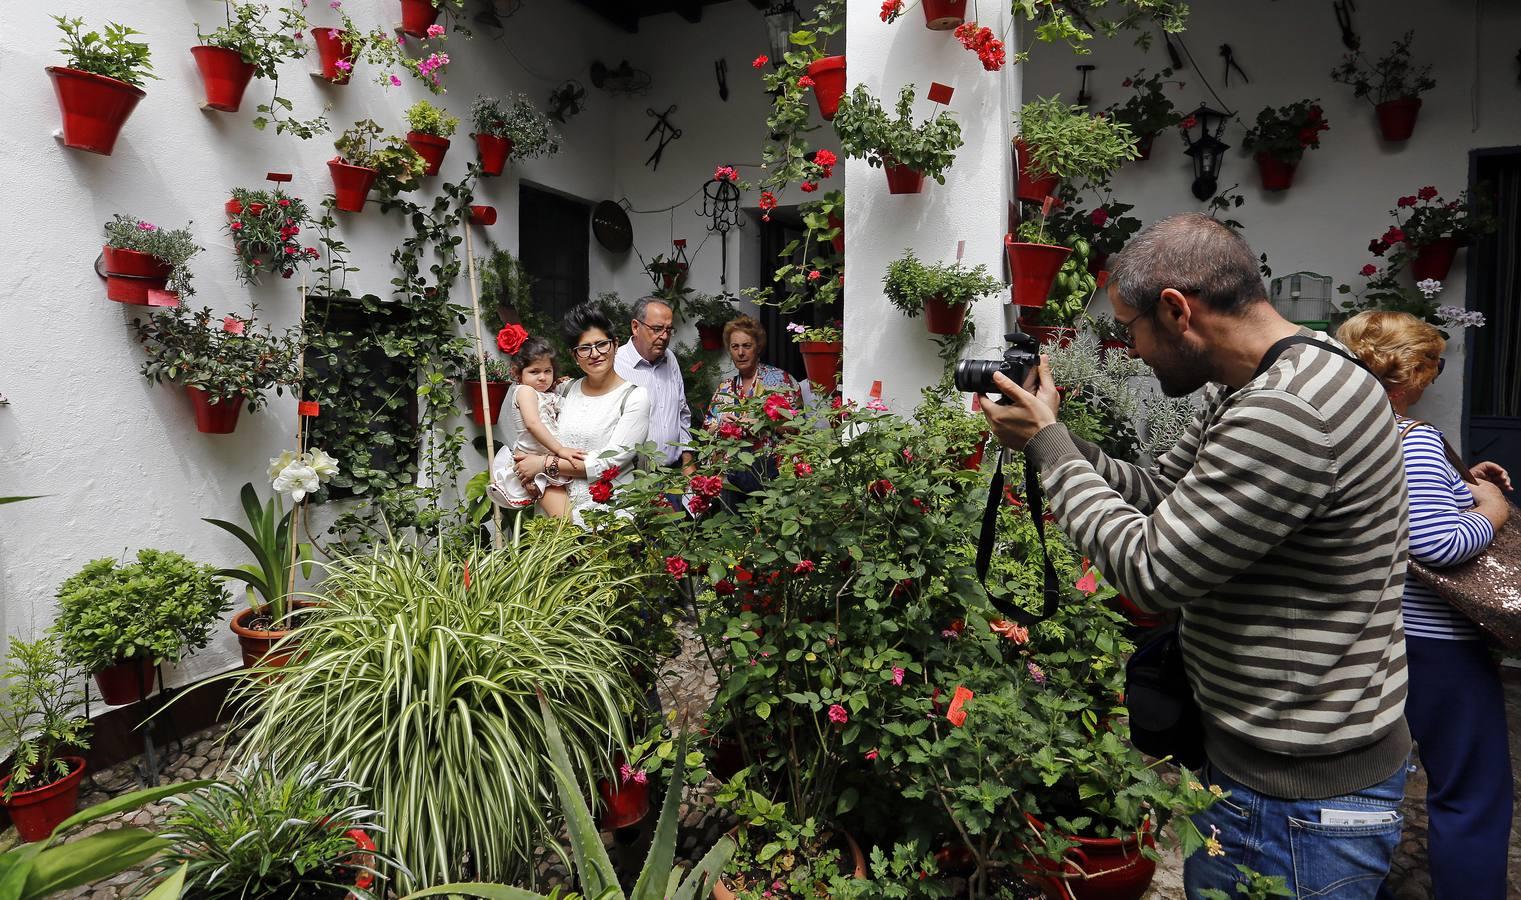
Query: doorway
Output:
[[1464, 147, 1521, 474]]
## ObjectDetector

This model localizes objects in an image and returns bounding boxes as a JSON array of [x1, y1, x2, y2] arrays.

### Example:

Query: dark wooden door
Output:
[[1464, 147, 1521, 474]]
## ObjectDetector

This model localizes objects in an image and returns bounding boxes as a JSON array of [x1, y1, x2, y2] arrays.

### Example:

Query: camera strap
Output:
[[975, 450, 1061, 626]]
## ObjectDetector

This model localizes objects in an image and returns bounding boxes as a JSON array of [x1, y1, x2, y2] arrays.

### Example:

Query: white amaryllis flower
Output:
[[273, 464, 321, 502], [1416, 278, 1443, 299], [267, 450, 296, 482], [306, 447, 340, 482]]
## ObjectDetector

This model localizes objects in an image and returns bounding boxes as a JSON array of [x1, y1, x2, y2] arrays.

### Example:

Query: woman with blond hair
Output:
[[704, 314, 802, 428], [1338, 310, 1513, 899]]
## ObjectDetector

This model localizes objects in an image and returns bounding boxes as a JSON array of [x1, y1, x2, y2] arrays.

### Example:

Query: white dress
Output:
[[488, 385, 565, 508], [549, 379, 651, 526]]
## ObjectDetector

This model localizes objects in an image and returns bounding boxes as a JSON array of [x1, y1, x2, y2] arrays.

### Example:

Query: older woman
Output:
[[511, 302, 650, 526], [704, 315, 803, 428], [1338, 311, 1513, 900]]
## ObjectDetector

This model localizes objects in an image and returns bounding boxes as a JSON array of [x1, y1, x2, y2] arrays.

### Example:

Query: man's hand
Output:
[[979, 356, 1061, 451], [1471, 461, 1512, 492]]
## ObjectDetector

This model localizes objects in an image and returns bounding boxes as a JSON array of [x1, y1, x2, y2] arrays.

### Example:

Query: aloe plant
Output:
[[399, 693, 735, 900], [203, 482, 312, 623]]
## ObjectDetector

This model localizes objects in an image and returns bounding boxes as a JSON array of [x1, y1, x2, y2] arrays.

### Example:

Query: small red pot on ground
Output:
[[597, 766, 650, 831], [311, 28, 354, 83], [923, 295, 968, 335], [191, 46, 257, 112], [714, 832, 866, 900], [807, 56, 847, 121], [1410, 237, 1460, 282], [921, 0, 967, 29], [93, 658, 156, 706], [1014, 138, 1059, 203], [1022, 814, 1157, 900], [1134, 132, 1156, 161], [799, 341, 843, 394], [475, 134, 513, 176], [463, 380, 510, 425], [102, 246, 171, 304], [1375, 97, 1422, 142], [406, 131, 451, 176], [186, 387, 245, 434], [347, 829, 377, 894], [698, 324, 724, 351], [1, 757, 85, 843], [1255, 153, 1297, 192], [399, 0, 442, 36], [328, 158, 378, 212], [883, 162, 925, 195], [1006, 239, 1073, 308], [46, 66, 146, 156]]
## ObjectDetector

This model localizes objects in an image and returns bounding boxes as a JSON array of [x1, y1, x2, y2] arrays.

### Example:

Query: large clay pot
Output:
[[921, 0, 967, 29], [923, 295, 968, 335], [807, 56, 847, 121], [191, 45, 257, 112], [186, 387, 244, 434], [328, 158, 378, 212], [406, 131, 451, 176], [462, 380, 510, 425], [475, 133, 513, 176], [93, 658, 156, 706], [399, 0, 442, 37], [1022, 814, 1157, 900], [230, 605, 309, 669], [1006, 239, 1073, 308], [101, 246, 172, 304], [311, 28, 355, 84], [596, 763, 651, 831], [1375, 97, 1422, 142], [46, 66, 145, 156], [1254, 153, 1296, 192], [1409, 237, 1460, 282], [0, 757, 85, 843], [799, 340, 842, 394], [1014, 138, 1059, 203], [883, 162, 925, 195]]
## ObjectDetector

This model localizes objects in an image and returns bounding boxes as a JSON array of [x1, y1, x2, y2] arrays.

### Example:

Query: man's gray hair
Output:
[[631, 296, 671, 323], [1107, 213, 1268, 316]]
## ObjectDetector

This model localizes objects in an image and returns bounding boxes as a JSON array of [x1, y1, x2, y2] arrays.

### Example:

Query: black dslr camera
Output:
[[953, 331, 1040, 403]]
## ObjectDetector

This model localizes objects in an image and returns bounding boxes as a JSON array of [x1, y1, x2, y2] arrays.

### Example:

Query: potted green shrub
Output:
[[100, 215, 200, 306], [915, 384, 990, 470], [685, 293, 738, 350], [884, 250, 1003, 336], [131, 306, 302, 434], [1007, 202, 1073, 310], [46, 15, 154, 155], [0, 637, 91, 842], [330, 119, 427, 212], [469, 94, 561, 176], [833, 84, 964, 194], [225, 187, 318, 284], [786, 321, 843, 392], [1013, 96, 1139, 201], [1241, 100, 1329, 192], [1106, 68, 1183, 160], [194, 1, 319, 138], [460, 353, 513, 426], [53, 550, 231, 706], [403, 99, 459, 176], [1331, 30, 1436, 142]]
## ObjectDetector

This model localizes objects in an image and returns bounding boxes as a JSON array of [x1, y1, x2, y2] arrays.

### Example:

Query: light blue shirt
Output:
[[614, 341, 691, 466]]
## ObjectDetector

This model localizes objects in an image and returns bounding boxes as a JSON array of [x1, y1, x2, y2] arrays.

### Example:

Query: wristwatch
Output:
[[545, 455, 560, 479]]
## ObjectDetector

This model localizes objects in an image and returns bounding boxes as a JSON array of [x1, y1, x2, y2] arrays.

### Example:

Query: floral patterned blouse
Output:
[[704, 363, 803, 428]]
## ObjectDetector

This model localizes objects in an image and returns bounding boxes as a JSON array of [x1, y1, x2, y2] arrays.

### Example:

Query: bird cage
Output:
[[1269, 271, 1334, 332]]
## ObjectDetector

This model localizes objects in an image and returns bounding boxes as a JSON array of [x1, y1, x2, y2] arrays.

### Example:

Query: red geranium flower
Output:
[[1382, 227, 1406, 245], [497, 323, 529, 355], [758, 191, 778, 210], [1180, 115, 1198, 130], [752, 54, 768, 69], [793, 460, 813, 477], [807, 269, 822, 281], [1089, 208, 1109, 227], [800, 181, 818, 193], [793, 559, 815, 575], [1397, 195, 1417, 208], [665, 556, 689, 579], [797, 75, 815, 88], [714, 579, 737, 596], [1417, 185, 1439, 201], [814, 149, 837, 168], [879, 0, 904, 22], [1368, 239, 1389, 257], [1360, 264, 1378, 277], [869, 478, 895, 499], [713, 165, 738, 182]]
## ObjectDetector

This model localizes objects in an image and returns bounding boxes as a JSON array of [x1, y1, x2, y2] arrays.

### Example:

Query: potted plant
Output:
[[1007, 202, 1074, 309], [53, 550, 231, 706], [1337, 263, 1484, 337], [1331, 31, 1436, 142], [194, 1, 311, 130], [787, 321, 843, 393], [469, 94, 560, 176], [0, 637, 91, 842], [226, 187, 319, 284], [404, 99, 458, 176], [833, 83, 964, 194], [460, 353, 513, 425], [330, 119, 427, 212], [331, 8, 453, 93], [131, 306, 302, 434], [1046, 190, 1143, 273], [778, 0, 846, 120], [100, 215, 200, 305], [310, 25, 355, 84], [1087, 314, 1132, 354], [915, 385, 990, 470], [1106, 68, 1184, 160], [1241, 99, 1329, 192], [46, 15, 154, 155], [399, 0, 463, 37], [1013, 96, 1139, 202], [685, 293, 738, 350], [1371, 186, 1495, 282], [883, 250, 1003, 335]]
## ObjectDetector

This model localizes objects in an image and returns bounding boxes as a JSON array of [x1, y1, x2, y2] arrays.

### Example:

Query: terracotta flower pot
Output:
[[1134, 132, 1155, 161], [883, 162, 925, 195], [186, 387, 244, 434], [101, 246, 172, 305], [230, 604, 308, 669], [961, 437, 989, 471], [596, 764, 651, 831], [1014, 138, 1059, 203], [799, 340, 842, 394], [713, 831, 866, 900], [1254, 153, 1297, 192], [191, 45, 257, 112], [463, 380, 510, 425], [328, 158, 378, 212], [45, 66, 145, 156], [406, 131, 451, 176], [399, 0, 442, 37], [1410, 237, 1460, 282], [922, 0, 967, 29], [93, 657, 156, 706], [311, 28, 354, 83], [923, 295, 968, 335], [1006, 239, 1073, 308], [475, 133, 513, 176], [0, 757, 85, 843], [698, 324, 724, 351], [1375, 97, 1422, 142], [1022, 814, 1157, 900], [807, 56, 847, 121], [827, 213, 844, 255]]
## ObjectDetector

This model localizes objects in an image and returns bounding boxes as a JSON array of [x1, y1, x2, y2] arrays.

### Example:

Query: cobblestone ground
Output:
[[40, 642, 1521, 899]]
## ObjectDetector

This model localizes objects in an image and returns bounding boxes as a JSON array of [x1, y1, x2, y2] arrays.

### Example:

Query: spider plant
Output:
[[228, 523, 642, 891], [203, 482, 313, 623]]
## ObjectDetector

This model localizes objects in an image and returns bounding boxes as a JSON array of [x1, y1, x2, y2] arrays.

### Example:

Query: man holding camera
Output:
[[980, 213, 1411, 898]]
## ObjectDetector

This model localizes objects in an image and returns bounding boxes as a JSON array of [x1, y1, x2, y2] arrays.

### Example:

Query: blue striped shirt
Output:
[[1398, 422, 1494, 640]]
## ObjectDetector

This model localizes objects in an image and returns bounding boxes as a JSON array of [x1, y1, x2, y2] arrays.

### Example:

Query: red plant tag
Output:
[[265, 172, 293, 182], [146, 289, 180, 307], [298, 401, 320, 417], [947, 685, 974, 727], [221, 316, 246, 335], [1041, 195, 1056, 217], [927, 82, 954, 105], [463, 560, 472, 589], [869, 380, 883, 399], [956, 239, 965, 262]]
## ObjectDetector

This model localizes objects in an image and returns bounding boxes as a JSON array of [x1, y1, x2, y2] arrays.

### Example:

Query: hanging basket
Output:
[[101, 247, 172, 304], [191, 46, 257, 112], [922, 0, 967, 29], [0, 758, 85, 844], [1013, 138, 1059, 203], [799, 341, 842, 394], [463, 380, 510, 425], [1375, 97, 1422, 142], [399, 0, 442, 37], [311, 28, 355, 83], [406, 131, 451, 176], [883, 162, 926, 195], [186, 387, 245, 434], [46, 66, 145, 156], [93, 658, 156, 706], [475, 133, 513, 176], [1410, 237, 1460, 282], [328, 158, 378, 212], [1254, 153, 1297, 192], [807, 56, 847, 121], [922, 296, 968, 335], [1006, 239, 1072, 308]]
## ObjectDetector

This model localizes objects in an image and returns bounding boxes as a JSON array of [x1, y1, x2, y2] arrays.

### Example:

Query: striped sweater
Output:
[[1027, 332, 1411, 800], [1398, 422, 1493, 641]]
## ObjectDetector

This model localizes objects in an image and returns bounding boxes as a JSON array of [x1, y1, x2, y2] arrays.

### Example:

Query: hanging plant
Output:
[[883, 251, 1003, 336], [1015, 96, 1138, 190], [46, 15, 155, 155], [470, 94, 560, 175], [225, 187, 319, 283], [334, 4, 452, 94], [751, 0, 844, 201], [196, 2, 325, 138], [1106, 68, 1184, 158], [330, 119, 427, 211], [1045, 187, 1142, 271], [101, 215, 200, 303], [1366, 186, 1495, 282], [1331, 31, 1435, 141], [404, 99, 459, 176], [1240, 99, 1328, 192], [833, 83, 964, 191]]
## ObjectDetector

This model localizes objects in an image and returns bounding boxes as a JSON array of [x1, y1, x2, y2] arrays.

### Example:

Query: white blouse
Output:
[[555, 379, 650, 525]]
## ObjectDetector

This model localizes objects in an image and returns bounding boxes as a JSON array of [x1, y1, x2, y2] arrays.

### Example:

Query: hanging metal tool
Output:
[[1332, 0, 1359, 51], [1075, 64, 1095, 106], [1219, 44, 1249, 85], [715, 58, 729, 101], [644, 105, 682, 171]]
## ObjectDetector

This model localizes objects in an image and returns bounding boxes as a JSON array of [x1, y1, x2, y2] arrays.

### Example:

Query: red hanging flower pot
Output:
[[799, 341, 843, 394], [463, 380, 510, 425], [474, 133, 513, 176], [190, 46, 257, 112], [101, 247, 172, 305], [1254, 153, 1297, 192], [1134, 132, 1156, 161], [960, 435, 989, 471], [922, 0, 967, 29], [1006, 238, 1072, 308], [807, 56, 847, 121], [399, 0, 442, 37], [406, 131, 451, 176], [883, 161, 925, 195], [469, 205, 498, 225], [186, 387, 244, 434], [827, 213, 844, 255], [698, 324, 724, 351], [596, 761, 651, 831], [1375, 97, 1422, 142], [311, 28, 355, 84], [328, 158, 378, 212], [93, 657, 156, 706], [1, 757, 85, 843], [1410, 237, 1460, 282], [347, 829, 378, 893], [46, 67, 146, 156], [1020, 813, 1158, 900], [922, 296, 967, 335], [1013, 138, 1059, 203]]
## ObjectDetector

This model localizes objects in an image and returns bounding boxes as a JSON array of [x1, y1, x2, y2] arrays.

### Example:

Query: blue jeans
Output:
[[1184, 758, 1407, 899]]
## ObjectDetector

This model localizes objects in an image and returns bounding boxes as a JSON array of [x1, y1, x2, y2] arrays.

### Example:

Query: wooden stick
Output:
[[463, 221, 505, 550], [286, 275, 310, 616]]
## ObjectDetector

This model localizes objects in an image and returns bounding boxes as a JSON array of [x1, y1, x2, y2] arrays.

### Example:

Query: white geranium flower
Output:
[[1416, 278, 1443, 299], [273, 464, 321, 502], [305, 448, 340, 482], [267, 451, 297, 483]]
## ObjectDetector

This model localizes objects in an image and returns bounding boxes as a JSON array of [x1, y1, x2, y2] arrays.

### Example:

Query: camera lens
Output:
[[953, 359, 1001, 395]]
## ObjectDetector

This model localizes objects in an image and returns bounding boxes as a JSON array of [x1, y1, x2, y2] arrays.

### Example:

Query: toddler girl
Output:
[[488, 337, 585, 517]]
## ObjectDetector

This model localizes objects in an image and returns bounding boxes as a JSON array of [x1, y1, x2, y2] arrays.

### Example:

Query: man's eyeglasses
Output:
[[1112, 308, 1151, 345], [634, 320, 675, 337], [572, 338, 616, 359]]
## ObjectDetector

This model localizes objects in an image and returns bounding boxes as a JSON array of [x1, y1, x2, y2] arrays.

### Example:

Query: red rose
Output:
[[793, 560, 815, 575], [793, 460, 813, 477], [497, 323, 529, 355], [600, 465, 621, 482], [1180, 115, 1198, 130], [763, 393, 794, 421], [814, 149, 837, 167], [714, 579, 737, 596], [718, 420, 745, 440], [800, 181, 818, 193], [1360, 264, 1378, 277], [869, 478, 895, 499], [1122, 77, 1133, 87], [588, 480, 613, 504], [1368, 239, 1389, 257], [689, 496, 711, 516], [807, 269, 822, 281], [752, 54, 768, 69], [879, 0, 904, 22], [690, 474, 724, 499], [665, 556, 689, 579], [1397, 196, 1417, 208], [1417, 185, 1439, 201]]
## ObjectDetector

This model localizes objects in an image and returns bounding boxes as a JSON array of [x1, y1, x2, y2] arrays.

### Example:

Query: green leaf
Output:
[[22, 828, 168, 896], [755, 701, 772, 721], [142, 862, 186, 899], [51, 780, 213, 836]]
